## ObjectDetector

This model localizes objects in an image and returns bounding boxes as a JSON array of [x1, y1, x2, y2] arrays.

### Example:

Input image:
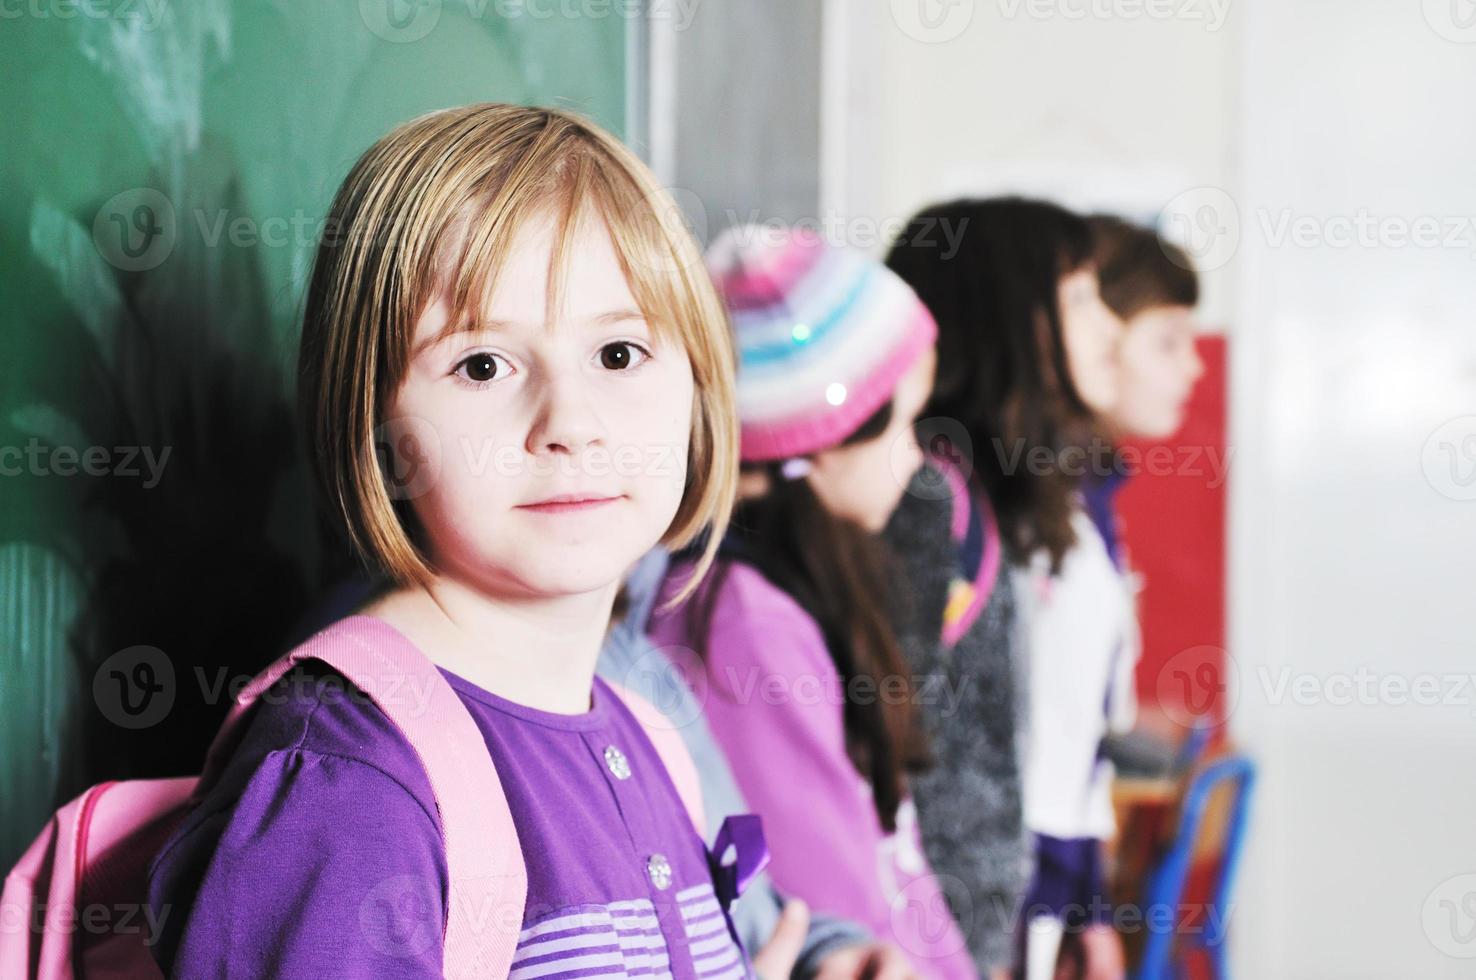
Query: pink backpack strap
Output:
[[936, 450, 1004, 648], [198, 616, 526, 980], [2, 787, 92, 980], [604, 681, 708, 837]]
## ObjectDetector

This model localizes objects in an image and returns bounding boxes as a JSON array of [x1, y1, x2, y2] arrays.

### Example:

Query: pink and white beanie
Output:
[[705, 225, 938, 464]]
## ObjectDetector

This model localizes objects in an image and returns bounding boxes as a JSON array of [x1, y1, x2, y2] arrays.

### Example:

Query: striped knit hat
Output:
[[705, 225, 938, 463]]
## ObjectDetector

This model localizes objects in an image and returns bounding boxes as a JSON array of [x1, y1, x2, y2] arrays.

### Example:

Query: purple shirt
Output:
[[147, 653, 751, 979], [649, 561, 977, 980]]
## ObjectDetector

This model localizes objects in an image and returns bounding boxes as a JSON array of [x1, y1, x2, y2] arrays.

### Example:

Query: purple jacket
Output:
[[648, 561, 977, 980]]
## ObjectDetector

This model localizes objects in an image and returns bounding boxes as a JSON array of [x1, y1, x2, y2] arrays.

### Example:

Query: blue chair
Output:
[[1132, 755, 1256, 980]]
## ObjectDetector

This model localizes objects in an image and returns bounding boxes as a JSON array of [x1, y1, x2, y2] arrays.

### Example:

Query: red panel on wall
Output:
[[1117, 336, 1228, 727]]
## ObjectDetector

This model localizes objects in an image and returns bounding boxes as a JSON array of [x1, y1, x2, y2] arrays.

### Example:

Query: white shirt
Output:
[[1018, 508, 1140, 840]]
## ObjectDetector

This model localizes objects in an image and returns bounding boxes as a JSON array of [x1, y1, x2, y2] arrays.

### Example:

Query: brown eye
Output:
[[598, 342, 648, 371], [455, 352, 510, 385]]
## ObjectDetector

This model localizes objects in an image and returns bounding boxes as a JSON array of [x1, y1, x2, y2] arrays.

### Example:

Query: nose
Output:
[[525, 364, 607, 457]]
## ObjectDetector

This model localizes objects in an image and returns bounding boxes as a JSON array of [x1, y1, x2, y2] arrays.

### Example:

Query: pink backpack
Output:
[[1, 615, 707, 980]]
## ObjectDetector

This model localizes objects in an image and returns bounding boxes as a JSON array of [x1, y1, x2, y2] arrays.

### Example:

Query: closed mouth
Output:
[[516, 494, 626, 514]]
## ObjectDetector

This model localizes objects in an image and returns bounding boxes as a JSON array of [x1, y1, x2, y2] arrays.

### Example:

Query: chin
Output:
[[501, 555, 631, 598], [1135, 415, 1184, 441]]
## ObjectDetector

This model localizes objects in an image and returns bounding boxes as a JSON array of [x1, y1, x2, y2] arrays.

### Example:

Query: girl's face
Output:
[[388, 211, 695, 599], [1108, 304, 1205, 439], [807, 345, 938, 532], [1058, 267, 1123, 414]]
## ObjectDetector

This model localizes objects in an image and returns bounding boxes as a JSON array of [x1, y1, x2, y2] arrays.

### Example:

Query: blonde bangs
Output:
[[300, 103, 737, 596]]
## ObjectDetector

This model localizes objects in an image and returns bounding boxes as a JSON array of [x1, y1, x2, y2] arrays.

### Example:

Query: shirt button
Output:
[[603, 745, 632, 780], [647, 853, 673, 890]]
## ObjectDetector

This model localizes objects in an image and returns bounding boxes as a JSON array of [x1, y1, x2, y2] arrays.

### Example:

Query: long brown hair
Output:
[[689, 402, 930, 833], [885, 196, 1096, 571]]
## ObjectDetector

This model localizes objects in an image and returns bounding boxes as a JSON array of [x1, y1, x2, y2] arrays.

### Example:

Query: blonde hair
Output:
[[298, 103, 737, 601]]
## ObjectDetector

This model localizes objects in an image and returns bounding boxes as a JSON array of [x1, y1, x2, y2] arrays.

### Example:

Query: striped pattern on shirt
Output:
[[508, 889, 749, 980]]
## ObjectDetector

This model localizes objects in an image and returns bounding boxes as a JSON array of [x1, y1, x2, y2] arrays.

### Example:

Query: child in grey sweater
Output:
[[884, 461, 1031, 979]]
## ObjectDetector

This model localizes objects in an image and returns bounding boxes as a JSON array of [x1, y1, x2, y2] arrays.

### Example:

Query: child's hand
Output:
[[1079, 923, 1126, 980], [753, 899, 810, 980], [813, 941, 919, 980]]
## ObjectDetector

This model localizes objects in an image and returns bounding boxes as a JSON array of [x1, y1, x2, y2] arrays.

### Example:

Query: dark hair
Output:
[[691, 401, 930, 833], [885, 196, 1096, 570], [1089, 214, 1199, 320]]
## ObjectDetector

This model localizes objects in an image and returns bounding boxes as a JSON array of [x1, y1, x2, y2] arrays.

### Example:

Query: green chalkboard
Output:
[[0, 0, 630, 867]]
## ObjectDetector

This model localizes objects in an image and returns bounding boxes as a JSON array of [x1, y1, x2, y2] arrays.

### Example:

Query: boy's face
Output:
[[1108, 304, 1205, 439], [386, 210, 695, 599], [1059, 266, 1125, 415]]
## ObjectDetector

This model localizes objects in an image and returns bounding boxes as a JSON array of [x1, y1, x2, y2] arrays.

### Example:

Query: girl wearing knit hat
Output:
[[887, 198, 1129, 980], [648, 224, 976, 980]]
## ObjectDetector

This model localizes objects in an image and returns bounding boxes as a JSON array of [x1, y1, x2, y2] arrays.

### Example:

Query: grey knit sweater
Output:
[[883, 465, 1031, 974]]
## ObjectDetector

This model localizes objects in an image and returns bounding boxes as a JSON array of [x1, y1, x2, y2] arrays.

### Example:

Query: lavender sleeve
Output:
[[147, 713, 451, 977], [601, 549, 871, 978], [648, 565, 898, 942]]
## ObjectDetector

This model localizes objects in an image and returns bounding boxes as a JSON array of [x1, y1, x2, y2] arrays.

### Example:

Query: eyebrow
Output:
[[412, 308, 648, 358]]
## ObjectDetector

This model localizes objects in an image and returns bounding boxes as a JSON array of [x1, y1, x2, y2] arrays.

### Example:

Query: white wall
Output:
[[831, 0, 1240, 327], [1228, 1, 1476, 976]]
